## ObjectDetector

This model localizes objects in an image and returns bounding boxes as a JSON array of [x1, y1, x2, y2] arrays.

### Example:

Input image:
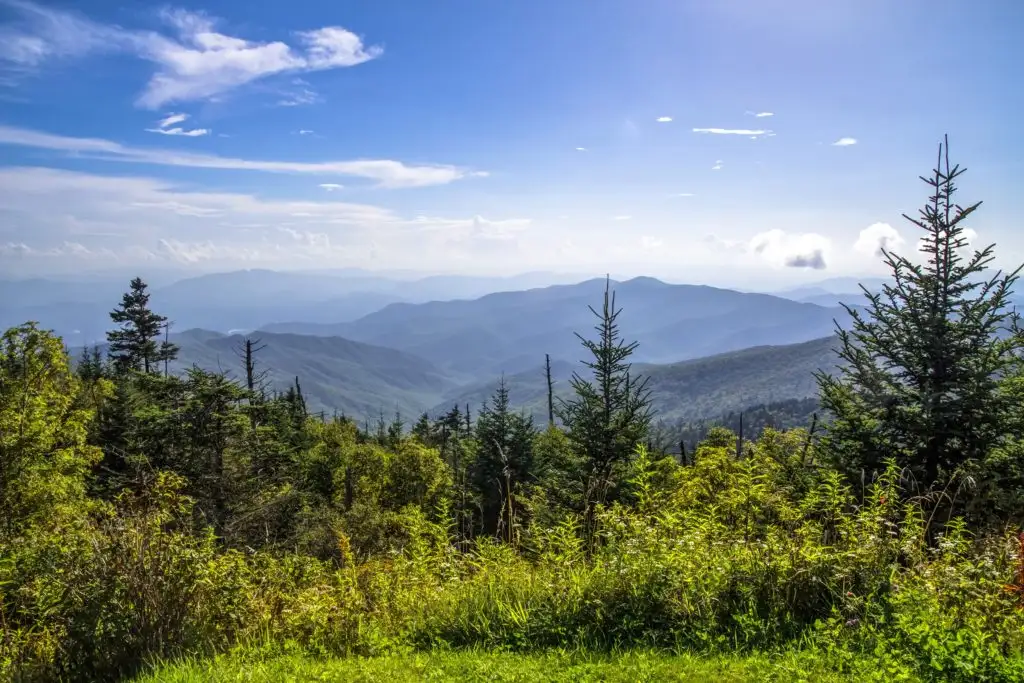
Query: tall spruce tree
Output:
[[817, 136, 1023, 489], [558, 277, 653, 513], [471, 377, 536, 539], [106, 277, 178, 373]]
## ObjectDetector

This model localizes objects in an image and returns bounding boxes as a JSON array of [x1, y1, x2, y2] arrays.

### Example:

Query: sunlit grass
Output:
[[133, 649, 891, 683]]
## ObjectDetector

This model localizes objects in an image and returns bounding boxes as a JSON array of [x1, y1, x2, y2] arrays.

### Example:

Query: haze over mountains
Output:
[[262, 276, 854, 380], [0, 269, 590, 344], [6, 268, 880, 424]]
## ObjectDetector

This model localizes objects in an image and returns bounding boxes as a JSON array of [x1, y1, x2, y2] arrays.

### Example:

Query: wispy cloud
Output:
[[640, 235, 663, 249], [156, 113, 188, 128], [575, 147, 587, 152], [277, 87, 320, 107], [693, 128, 770, 136], [745, 111, 774, 118], [318, 183, 343, 191], [832, 137, 857, 146], [0, 124, 487, 188], [298, 129, 314, 135], [670, 192, 695, 197], [711, 160, 723, 170], [0, 166, 527, 273], [145, 111, 209, 137], [611, 215, 632, 221], [656, 116, 672, 123], [0, 2, 382, 108]]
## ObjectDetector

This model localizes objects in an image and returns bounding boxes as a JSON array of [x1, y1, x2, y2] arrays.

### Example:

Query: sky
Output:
[[0, 0, 1022, 288]]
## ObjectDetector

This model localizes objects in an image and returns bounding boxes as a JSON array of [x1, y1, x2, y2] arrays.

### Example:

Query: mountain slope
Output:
[[435, 336, 840, 425], [167, 329, 460, 420], [264, 277, 850, 381]]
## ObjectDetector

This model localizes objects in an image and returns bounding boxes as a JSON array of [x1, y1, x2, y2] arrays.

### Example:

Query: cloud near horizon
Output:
[[0, 124, 486, 188], [0, 2, 382, 108], [0, 166, 528, 271]]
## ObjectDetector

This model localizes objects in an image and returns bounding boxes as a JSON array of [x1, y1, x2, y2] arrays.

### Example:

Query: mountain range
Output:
[[262, 277, 854, 381], [1, 269, 590, 344], [14, 271, 872, 425]]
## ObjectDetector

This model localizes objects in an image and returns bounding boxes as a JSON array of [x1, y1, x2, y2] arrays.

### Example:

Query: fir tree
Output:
[[472, 377, 536, 539], [817, 136, 1023, 490], [106, 277, 178, 373], [558, 277, 653, 514]]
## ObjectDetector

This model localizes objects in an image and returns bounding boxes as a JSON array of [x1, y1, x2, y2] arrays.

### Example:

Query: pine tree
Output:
[[471, 377, 536, 539], [558, 277, 653, 514], [106, 277, 178, 373], [817, 136, 1023, 490]]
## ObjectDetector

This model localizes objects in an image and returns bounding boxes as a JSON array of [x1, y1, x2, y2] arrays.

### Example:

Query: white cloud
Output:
[[0, 166, 526, 272], [670, 192, 695, 197], [156, 113, 188, 128], [0, 124, 486, 188], [640, 235, 662, 249], [854, 222, 905, 258], [711, 160, 723, 170], [575, 147, 587, 152], [145, 112, 209, 137], [298, 129, 314, 135], [0, 2, 382, 108], [611, 215, 632, 221], [748, 229, 831, 270], [754, 112, 773, 117], [146, 127, 209, 137], [0, 0, 122, 73], [656, 116, 672, 123], [318, 183, 343, 191], [832, 137, 857, 146], [693, 128, 771, 136]]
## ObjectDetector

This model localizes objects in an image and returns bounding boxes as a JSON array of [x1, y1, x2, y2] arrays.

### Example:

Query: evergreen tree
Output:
[[411, 412, 435, 445], [817, 136, 1023, 490], [558, 277, 653, 514], [106, 277, 178, 373], [472, 377, 536, 539]]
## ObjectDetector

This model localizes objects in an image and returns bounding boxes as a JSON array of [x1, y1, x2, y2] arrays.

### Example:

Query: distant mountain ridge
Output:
[[1, 269, 588, 344], [262, 276, 852, 382]]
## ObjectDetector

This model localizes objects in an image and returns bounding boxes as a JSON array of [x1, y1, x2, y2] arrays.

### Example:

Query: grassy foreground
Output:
[[133, 650, 892, 683]]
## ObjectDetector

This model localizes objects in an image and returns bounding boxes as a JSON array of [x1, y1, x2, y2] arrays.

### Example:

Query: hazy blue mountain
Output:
[[434, 336, 841, 426], [775, 277, 890, 299], [2, 268, 584, 343], [263, 277, 852, 382]]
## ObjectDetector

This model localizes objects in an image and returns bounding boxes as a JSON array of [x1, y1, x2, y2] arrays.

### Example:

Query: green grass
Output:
[[133, 649, 893, 683]]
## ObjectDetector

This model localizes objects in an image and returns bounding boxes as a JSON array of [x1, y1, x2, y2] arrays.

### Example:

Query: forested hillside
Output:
[[164, 329, 466, 419], [3, 144, 1024, 682], [436, 335, 838, 425]]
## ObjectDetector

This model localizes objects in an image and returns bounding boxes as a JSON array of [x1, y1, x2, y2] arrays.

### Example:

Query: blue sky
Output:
[[0, 0, 1021, 287]]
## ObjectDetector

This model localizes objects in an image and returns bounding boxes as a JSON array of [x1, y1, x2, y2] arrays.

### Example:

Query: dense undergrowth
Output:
[[4, 433, 1024, 681]]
